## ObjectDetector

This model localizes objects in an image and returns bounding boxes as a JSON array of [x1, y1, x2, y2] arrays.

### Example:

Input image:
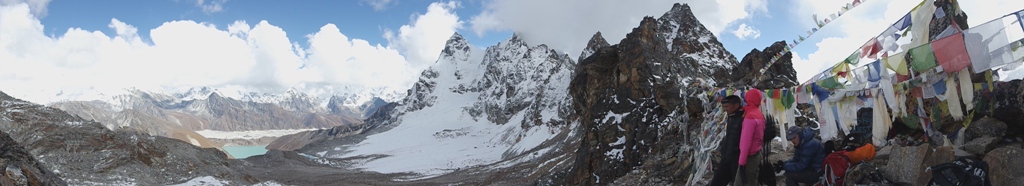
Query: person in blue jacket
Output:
[[777, 126, 826, 186]]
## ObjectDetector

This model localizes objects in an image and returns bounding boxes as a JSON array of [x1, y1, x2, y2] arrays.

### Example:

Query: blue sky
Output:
[[39, 0, 512, 53], [2, 0, 1023, 103]]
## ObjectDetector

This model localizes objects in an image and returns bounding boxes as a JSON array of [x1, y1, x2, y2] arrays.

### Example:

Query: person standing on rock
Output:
[[737, 88, 766, 185], [776, 126, 826, 186], [708, 95, 745, 186]]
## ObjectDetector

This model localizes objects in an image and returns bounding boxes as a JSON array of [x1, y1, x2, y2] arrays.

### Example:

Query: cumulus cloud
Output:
[[194, 0, 228, 14], [732, 23, 761, 40], [384, 1, 462, 70], [468, 0, 768, 57], [790, 0, 1024, 82], [362, 0, 395, 11], [0, 0, 50, 17], [0, 1, 460, 104]]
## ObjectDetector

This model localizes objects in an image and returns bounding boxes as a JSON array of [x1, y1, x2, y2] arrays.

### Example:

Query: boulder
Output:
[[917, 146, 955, 185], [874, 145, 892, 161], [845, 161, 890, 186], [961, 137, 1000, 157], [954, 148, 975, 159], [883, 144, 931, 185], [983, 146, 1024, 186], [966, 117, 1007, 141]]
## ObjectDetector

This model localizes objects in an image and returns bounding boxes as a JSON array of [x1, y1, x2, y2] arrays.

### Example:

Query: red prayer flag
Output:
[[933, 33, 971, 73], [861, 39, 882, 59]]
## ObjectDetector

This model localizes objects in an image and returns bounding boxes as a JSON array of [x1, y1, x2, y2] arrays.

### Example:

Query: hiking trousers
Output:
[[734, 150, 762, 186]]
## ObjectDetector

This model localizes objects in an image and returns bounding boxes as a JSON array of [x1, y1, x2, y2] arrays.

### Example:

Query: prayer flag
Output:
[[886, 52, 909, 75], [933, 33, 971, 73], [893, 13, 912, 30], [867, 60, 882, 82], [830, 14, 838, 20], [1018, 11, 1024, 35], [819, 76, 845, 90], [935, 7, 946, 19], [965, 18, 1017, 73], [909, 44, 938, 73], [861, 39, 882, 59], [845, 51, 861, 65]]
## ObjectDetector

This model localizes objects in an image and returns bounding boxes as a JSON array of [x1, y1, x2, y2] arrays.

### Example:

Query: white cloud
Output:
[[790, 0, 1024, 83], [194, 0, 227, 14], [732, 23, 761, 40], [468, 0, 768, 57], [0, 0, 49, 17], [0, 1, 459, 104], [363, 0, 394, 11], [384, 1, 463, 70]]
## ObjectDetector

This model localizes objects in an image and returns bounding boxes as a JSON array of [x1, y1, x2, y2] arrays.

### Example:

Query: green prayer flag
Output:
[[845, 51, 861, 65], [903, 115, 920, 129], [818, 76, 845, 89], [782, 89, 796, 109], [909, 44, 938, 73]]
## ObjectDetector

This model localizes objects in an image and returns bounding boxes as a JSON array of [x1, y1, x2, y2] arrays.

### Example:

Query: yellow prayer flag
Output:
[[885, 52, 909, 75]]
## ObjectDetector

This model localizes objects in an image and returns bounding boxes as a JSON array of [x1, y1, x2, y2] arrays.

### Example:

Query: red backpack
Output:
[[820, 151, 851, 186]]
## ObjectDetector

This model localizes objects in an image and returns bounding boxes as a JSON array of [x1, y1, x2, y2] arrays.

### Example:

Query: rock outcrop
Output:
[[731, 41, 799, 89], [0, 130, 66, 185], [579, 32, 611, 62], [566, 3, 741, 185]]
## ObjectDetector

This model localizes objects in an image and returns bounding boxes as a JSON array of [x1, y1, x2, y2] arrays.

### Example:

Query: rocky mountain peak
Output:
[[579, 31, 610, 62], [566, 2, 738, 184], [439, 32, 472, 62], [731, 41, 799, 89]]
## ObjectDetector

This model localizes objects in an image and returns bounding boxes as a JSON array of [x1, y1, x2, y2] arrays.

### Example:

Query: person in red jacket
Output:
[[737, 88, 765, 185]]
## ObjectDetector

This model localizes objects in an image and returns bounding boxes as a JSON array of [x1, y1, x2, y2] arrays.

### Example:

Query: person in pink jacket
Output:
[[736, 88, 765, 185]]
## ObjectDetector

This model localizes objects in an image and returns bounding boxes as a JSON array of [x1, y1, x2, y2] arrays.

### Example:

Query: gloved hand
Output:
[[773, 160, 785, 173]]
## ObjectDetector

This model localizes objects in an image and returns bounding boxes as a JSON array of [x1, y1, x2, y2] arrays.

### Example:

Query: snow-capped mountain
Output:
[[51, 86, 391, 134], [268, 3, 756, 184], [272, 32, 580, 180]]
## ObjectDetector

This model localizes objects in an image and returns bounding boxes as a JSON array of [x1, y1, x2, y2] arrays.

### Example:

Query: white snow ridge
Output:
[[320, 33, 578, 180]]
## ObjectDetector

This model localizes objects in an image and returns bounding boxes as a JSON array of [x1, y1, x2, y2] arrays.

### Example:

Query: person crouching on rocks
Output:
[[775, 126, 826, 186], [708, 95, 745, 186], [736, 88, 765, 186]]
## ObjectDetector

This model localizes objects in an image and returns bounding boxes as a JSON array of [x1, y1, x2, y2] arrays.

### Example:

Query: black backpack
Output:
[[759, 116, 780, 186], [928, 158, 991, 186]]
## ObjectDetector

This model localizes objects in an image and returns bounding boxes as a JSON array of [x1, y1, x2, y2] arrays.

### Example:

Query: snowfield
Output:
[[323, 34, 576, 179]]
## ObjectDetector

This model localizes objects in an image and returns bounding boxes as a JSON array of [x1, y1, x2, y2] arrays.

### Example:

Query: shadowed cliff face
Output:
[[731, 41, 799, 89], [566, 3, 741, 185]]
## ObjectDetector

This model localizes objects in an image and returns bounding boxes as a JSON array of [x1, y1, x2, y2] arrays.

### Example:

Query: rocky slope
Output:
[[0, 91, 260, 185], [0, 130, 66, 185]]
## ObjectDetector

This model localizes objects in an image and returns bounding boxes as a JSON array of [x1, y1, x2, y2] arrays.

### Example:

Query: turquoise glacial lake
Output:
[[221, 145, 268, 159]]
